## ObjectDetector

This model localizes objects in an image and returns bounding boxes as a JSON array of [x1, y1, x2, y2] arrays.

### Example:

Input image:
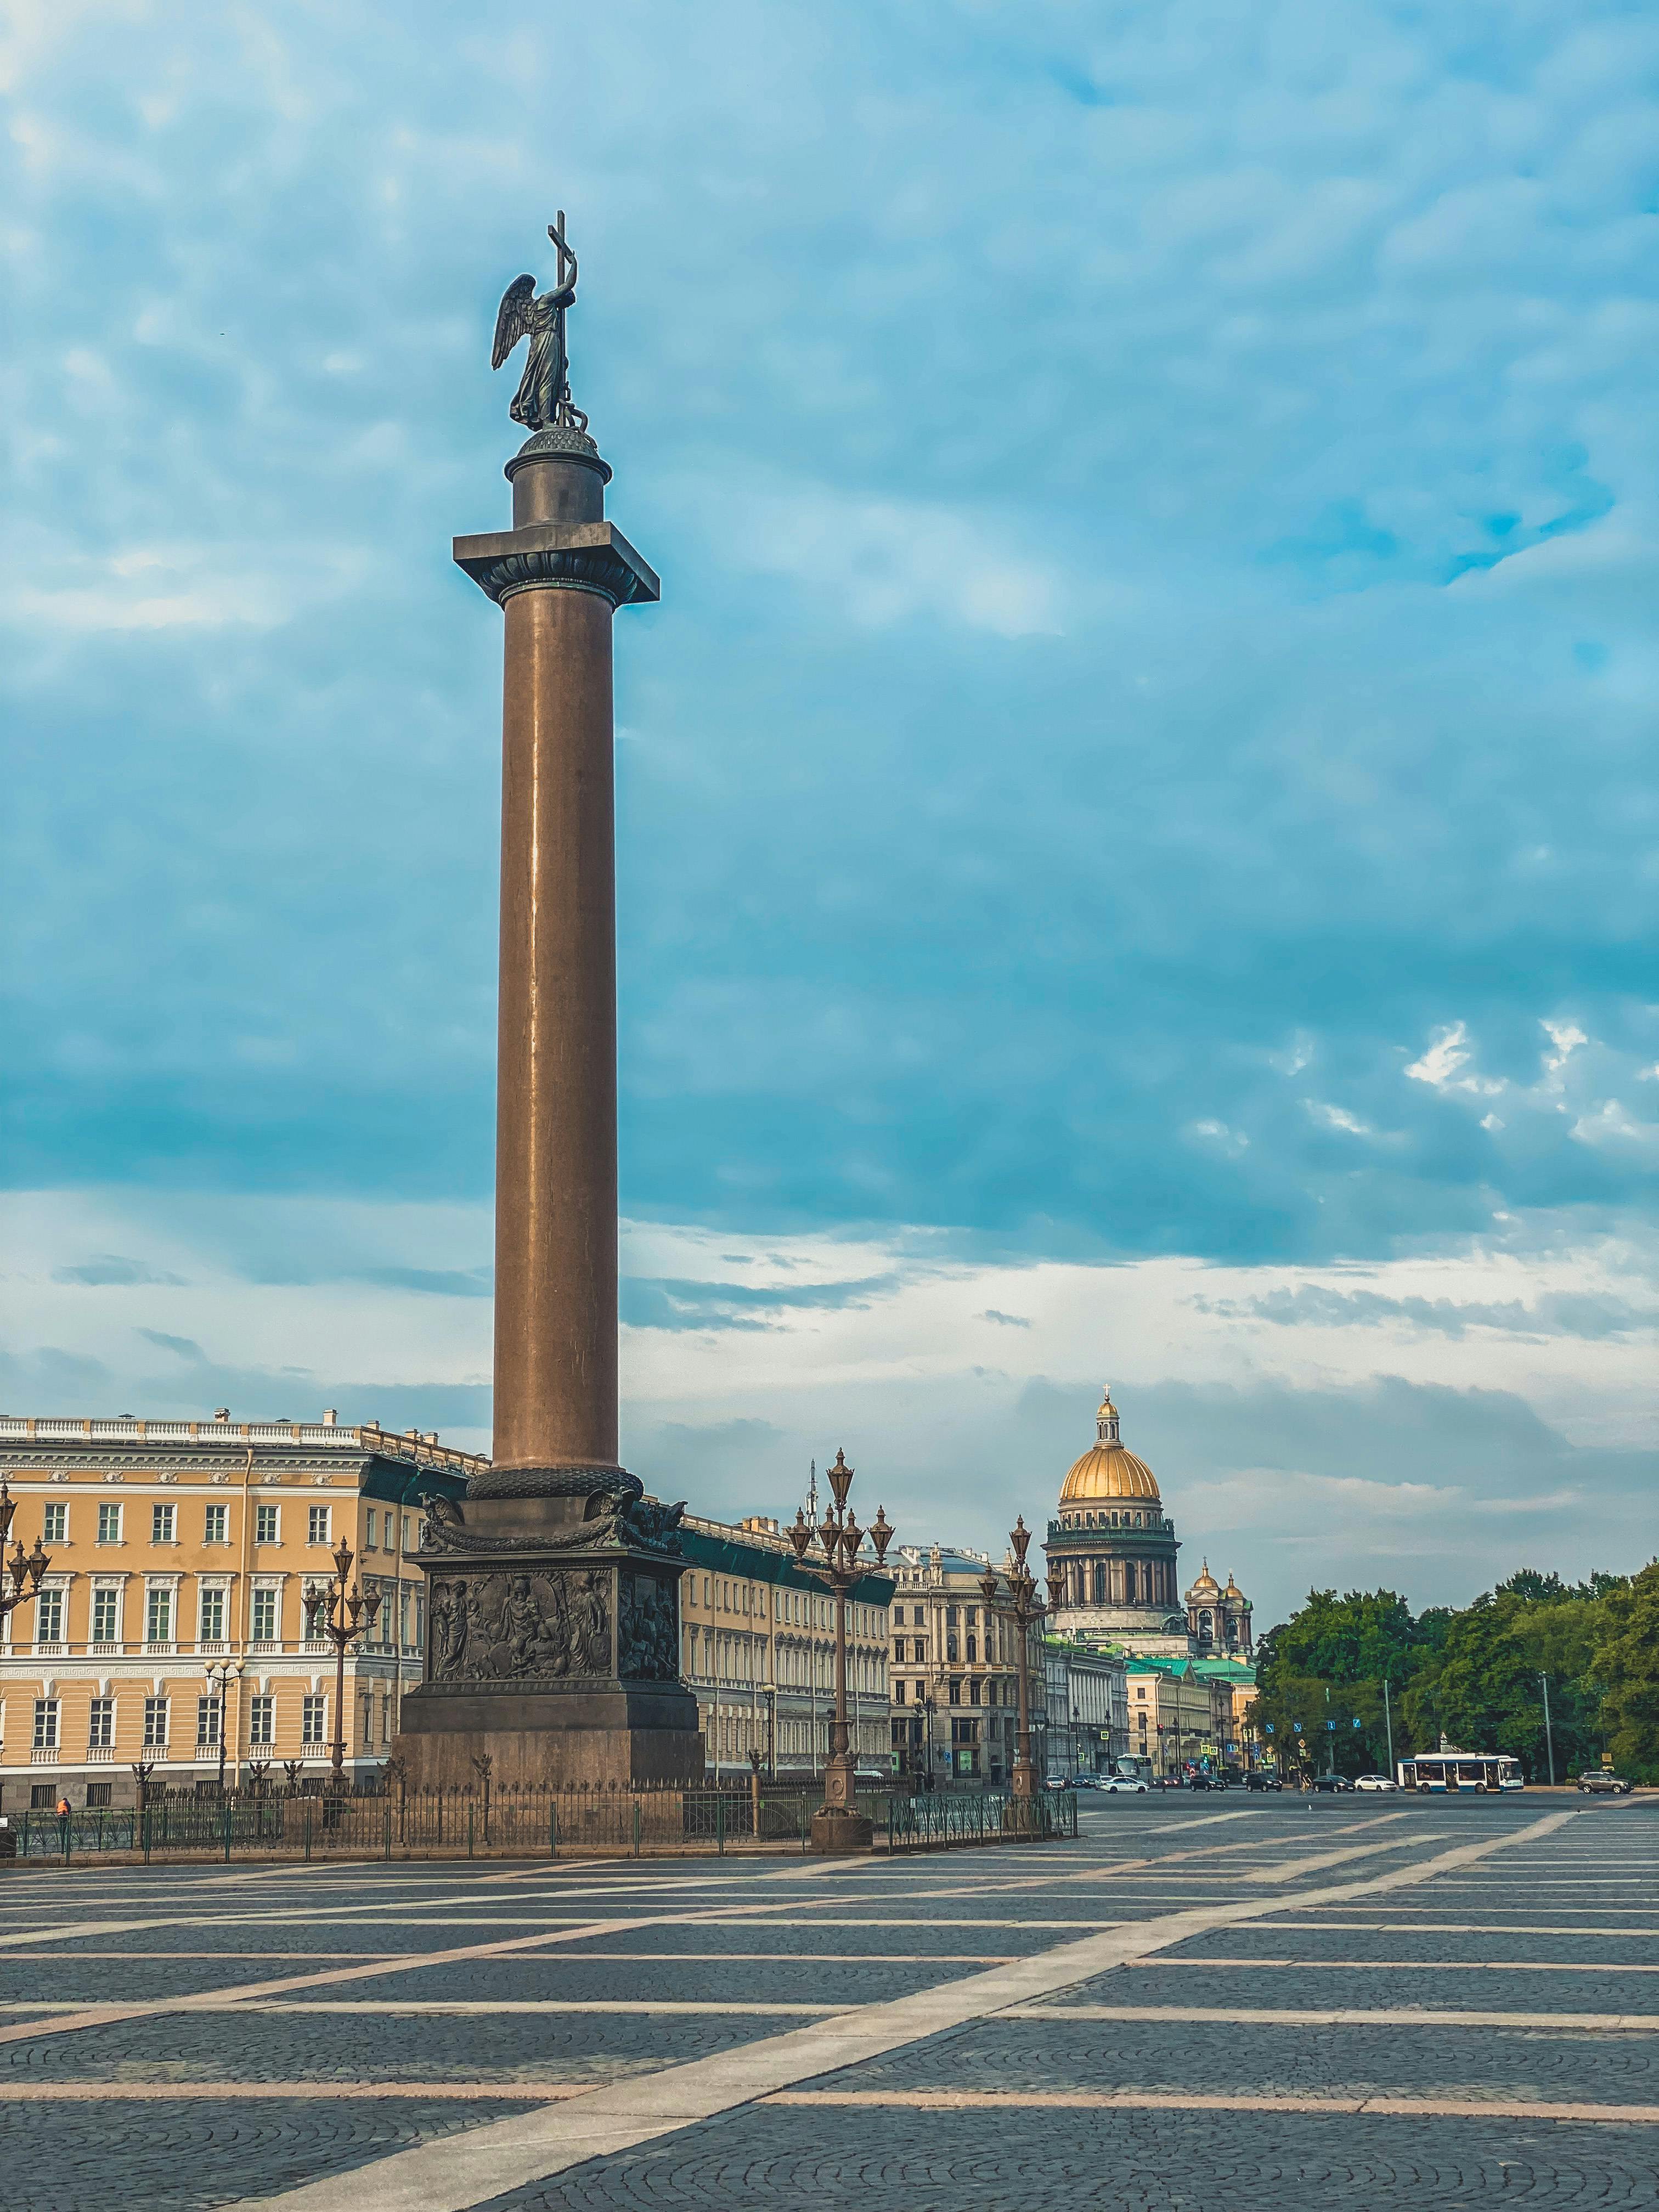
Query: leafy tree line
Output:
[[1248, 1562, 1659, 1783]]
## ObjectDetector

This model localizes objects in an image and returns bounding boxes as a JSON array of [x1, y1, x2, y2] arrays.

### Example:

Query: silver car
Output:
[[1098, 1773, 1149, 1794]]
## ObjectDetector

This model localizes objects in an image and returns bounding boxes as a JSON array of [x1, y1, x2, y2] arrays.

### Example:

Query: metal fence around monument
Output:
[[2, 1780, 1076, 1864]]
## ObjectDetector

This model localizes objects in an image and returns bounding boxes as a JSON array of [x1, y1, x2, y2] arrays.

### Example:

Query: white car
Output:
[[1353, 1773, 1399, 1793], [1098, 1773, 1150, 1794]]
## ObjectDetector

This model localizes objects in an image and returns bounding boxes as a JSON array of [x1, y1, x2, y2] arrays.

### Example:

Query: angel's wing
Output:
[[491, 274, 537, 370]]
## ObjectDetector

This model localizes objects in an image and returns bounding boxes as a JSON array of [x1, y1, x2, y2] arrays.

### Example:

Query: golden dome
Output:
[[1057, 1386, 1162, 1504], [1222, 1571, 1246, 1601], [1186, 1559, 1221, 1599]]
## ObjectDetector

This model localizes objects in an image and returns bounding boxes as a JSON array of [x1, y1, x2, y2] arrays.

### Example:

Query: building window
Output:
[[255, 1504, 279, 1545], [196, 1697, 220, 1749], [894, 1678, 906, 1704], [199, 1587, 225, 1643], [402, 1513, 413, 1548], [944, 1606, 958, 1627], [249, 1695, 275, 1746], [967, 1635, 977, 1663], [86, 1782, 112, 1808], [251, 1587, 279, 1642], [30, 1784, 56, 1809], [204, 1504, 228, 1544], [88, 1697, 114, 1750], [92, 1587, 120, 1643], [151, 1503, 176, 1544], [308, 1505, 331, 1547], [33, 1587, 64, 1644], [145, 1587, 173, 1645], [946, 1634, 958, 1662], [302, 1694, 326, 1746], [32, 1698, 59, 1750], [365, 1509, 377, 1549], [143, 1696, 169, 1747], [42, 1503, 67, 1544], [97, 1503, 122, 1544]]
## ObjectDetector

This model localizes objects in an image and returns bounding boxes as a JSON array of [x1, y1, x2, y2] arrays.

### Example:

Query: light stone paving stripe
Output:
[[242, 1807, 1577, 2212], [916, 1814, 1419, 1898], [1151, 1955, 1659, 1973], [1265, 1921, 1659, 1936], [1010, 2002, 1659, 2030], [225, 2000, 843, 2017], [774, 2087, 1659, 2123], [0, 2082, 585, 2102], [0, 1897, 825, 2051], [1246, 1837, 1447, 1883]]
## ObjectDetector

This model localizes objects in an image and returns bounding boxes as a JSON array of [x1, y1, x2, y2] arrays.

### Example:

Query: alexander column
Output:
[[395, 217, 703, 1788]]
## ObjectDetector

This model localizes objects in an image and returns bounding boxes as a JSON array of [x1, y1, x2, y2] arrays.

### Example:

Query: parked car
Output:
[[1243, 1771, 1283, 1791], [1044, 1775, 1075, 1792], [1312, 1773, 1355, 1793], [1098, 1773, 1149, 1794], [1354, 1774, 1400, 1793], [1578, 1770, 1634, 1795]]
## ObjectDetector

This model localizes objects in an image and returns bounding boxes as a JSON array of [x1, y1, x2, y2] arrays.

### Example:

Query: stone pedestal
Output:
[[392, 416, 702, 1793], [810, 1808, 874, 1855], [394, 1490, 702, 1791]]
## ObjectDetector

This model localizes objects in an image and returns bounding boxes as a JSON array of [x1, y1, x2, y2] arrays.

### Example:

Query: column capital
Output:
[[452, 520, 661, 611]]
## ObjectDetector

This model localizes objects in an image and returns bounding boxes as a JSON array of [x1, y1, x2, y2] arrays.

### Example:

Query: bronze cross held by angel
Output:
[[492, 211, 589, 435]]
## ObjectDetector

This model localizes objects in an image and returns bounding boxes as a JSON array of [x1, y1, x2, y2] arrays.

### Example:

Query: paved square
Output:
[[1, 1797, 1653, 2209]]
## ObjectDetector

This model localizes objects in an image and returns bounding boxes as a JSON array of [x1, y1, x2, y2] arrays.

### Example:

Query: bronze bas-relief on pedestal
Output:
[[390, 214, 700, 1792]]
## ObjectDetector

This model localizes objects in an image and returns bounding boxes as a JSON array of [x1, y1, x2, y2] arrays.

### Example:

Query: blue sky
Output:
[[3, 2, 1656, 1621]]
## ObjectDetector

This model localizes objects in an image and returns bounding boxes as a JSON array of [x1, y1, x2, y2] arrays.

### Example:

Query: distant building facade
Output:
[[0, 1414, 475, 1807], [886, 1544, 1037, 1788], [1042, 1637, 1130, 1779], [679, 1511, 893, 1782]]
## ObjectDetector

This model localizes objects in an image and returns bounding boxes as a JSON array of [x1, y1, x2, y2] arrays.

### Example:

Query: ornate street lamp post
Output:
[[980, 1516, 1045, 1801], [787, 1450, 893, 1854], [0, 1480, 49, 1638], [304, 1538, 381, 1793], [202, 1656, 245, 1793]]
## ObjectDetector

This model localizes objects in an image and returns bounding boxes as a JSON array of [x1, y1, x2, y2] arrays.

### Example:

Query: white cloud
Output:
[[1406, 1021, 1473, 1088], [1306, 1101, 1372, 1135], [722, 482, 1065, 639], [3, 1187, 1654, 1622]]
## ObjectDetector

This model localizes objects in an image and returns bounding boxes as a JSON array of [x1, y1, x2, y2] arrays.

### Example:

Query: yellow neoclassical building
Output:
[[0, 1414, 475, 1807], [679, 1512, 893, 1781]]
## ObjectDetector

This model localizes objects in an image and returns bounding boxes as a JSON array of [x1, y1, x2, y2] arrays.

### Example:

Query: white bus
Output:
[[1398, 1749, 1524, 1793]]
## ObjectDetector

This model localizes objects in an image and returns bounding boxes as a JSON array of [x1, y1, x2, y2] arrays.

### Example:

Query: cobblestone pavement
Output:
[[0, 1795, 1651, 2210]]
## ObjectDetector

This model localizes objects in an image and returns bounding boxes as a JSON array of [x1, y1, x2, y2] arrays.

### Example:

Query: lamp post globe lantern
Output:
[[785, 1452, 893, 1854], [981, 1516, 1046, 1803], [304, 1538, 382, 1792], [0, 1479, 50, 1640], [202, 1655, 245, 1793]]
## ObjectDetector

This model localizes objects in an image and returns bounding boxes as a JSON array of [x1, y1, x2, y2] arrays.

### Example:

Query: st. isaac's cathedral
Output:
[[1042, 1389, 1252, 1660]]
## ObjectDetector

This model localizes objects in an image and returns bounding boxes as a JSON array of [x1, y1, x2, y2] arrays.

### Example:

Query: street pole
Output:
[[304, 1537, 381, 1793], [203, 1658, 244, 1793], [1541, 1672, 1556, 1787], [981, 1517, 1045, 1802], [787, 1452, 894, 1853], [1383, 1676, 1395, 1778]]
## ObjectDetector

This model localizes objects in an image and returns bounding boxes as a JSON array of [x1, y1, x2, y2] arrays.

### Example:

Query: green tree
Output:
[[1592, 1562, 1659, 1782], [1403, 1579, 1612, 1780], [1250, 1588, 1429, 1776]]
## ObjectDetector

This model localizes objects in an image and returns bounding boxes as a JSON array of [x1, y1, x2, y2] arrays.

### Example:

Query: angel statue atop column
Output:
[[492, 212, 589, 435]]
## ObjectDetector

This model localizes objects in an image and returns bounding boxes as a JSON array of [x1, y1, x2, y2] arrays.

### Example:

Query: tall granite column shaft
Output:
[[454, 430, 659, 1482], [496, 565, 618, 1471]]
